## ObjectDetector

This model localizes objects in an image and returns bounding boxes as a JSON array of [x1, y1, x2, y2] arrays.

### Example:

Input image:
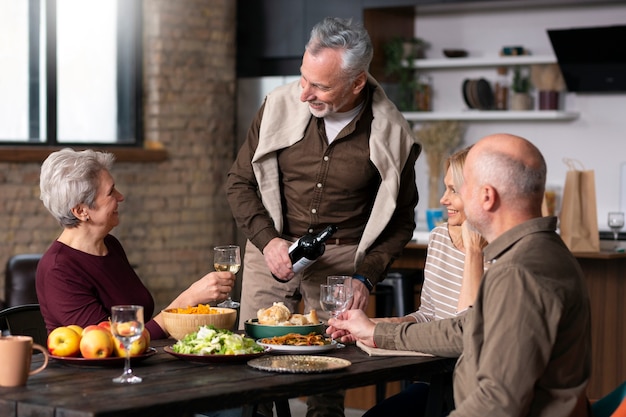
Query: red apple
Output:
[[82, 324, 102, 334], [98, 320, 111, 332], [80, 328, 114, 358], [47, 326, 81, 357]]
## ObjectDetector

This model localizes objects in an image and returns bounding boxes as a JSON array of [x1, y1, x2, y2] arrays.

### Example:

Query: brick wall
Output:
[[0, 0, 238, 312]]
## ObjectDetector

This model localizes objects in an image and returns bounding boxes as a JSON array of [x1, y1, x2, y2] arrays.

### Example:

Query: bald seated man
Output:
[[328, 133, 592, 417]]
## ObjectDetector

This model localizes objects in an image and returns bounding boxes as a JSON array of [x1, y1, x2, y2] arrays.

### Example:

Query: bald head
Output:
[[462, 133, 547, 241]]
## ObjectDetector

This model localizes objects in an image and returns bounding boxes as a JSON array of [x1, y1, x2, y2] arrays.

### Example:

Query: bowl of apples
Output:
[[46, 321, 154, 366], [161, 305, 237, 340]]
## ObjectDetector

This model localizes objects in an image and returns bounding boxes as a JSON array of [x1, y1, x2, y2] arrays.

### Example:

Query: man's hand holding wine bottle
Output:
[[265, 225, 338, 283]]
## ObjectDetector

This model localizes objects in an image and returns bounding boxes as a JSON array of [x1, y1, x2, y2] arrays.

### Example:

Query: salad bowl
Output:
[[167, 325, 265, 363]]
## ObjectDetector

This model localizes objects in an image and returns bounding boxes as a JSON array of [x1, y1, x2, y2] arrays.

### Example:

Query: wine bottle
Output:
[[273, 225, 338, 282]]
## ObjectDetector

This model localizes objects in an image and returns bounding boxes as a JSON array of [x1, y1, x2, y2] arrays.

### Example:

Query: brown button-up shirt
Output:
[[227, 83, 419, 283]]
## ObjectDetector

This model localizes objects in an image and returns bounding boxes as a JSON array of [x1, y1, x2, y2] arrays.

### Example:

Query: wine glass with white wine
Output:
[[608, 212, 625, 246], [214, 245, 241, 309]]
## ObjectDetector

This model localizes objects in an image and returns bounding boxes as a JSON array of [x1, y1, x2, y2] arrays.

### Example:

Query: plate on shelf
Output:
[[163, 345, 268, 364], [476, 78, 494, 110], [50, 347, 157, 367], [247, 355, 351, 374], [256, 339, 339, 353], [462, 79, 473, 109], [468, 79, 481, 110]]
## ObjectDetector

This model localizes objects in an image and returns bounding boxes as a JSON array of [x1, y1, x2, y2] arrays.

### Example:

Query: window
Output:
[[0, 0, 142, 146]]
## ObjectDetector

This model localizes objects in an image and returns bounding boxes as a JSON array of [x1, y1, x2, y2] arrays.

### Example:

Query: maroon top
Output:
[[36, 234, 166, 339]]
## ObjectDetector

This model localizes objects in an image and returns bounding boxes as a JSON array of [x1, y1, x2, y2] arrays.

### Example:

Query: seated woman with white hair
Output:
[[36, 148, 235, 340]]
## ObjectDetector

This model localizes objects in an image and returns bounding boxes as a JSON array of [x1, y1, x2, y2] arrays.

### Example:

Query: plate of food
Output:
[[256, 333, 338, 353], [50, 347, 157, 367], [163, 345, 267, 364], [247, 355, 351, 374], [166, 325, 266, 363]]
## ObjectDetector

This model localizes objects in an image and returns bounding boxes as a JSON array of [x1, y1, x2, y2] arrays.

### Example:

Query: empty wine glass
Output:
[[608, 212, 625, 241], [214, 245, 241, 309], [110, 305, 144, 384], [327, 276, 353, 308], [319, 283, 349, 320]]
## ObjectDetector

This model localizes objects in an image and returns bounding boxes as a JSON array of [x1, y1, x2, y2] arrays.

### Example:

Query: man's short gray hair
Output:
[[306, 17, 373, 80]]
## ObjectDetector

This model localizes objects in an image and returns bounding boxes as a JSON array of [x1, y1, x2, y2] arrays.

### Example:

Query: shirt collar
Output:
[[483, 216, 559, 264]]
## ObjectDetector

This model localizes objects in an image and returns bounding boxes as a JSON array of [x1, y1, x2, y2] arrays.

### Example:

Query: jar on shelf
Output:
[[414, 74, 432, 112], [494, 66, 509, 110]]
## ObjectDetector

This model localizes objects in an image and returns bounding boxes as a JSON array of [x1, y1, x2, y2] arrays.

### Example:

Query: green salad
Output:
[[172, 325, 264, 355]]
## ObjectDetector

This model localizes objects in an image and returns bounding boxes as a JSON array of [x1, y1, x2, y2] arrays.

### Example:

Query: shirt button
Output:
[[311, 208, 317, 214], [323, 156, 329, 161], [316, 183, 322, 188], [308, 228, 314, 234]]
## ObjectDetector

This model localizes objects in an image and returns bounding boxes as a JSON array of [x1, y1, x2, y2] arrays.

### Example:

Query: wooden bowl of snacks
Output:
[[162, 305, 237, 340]]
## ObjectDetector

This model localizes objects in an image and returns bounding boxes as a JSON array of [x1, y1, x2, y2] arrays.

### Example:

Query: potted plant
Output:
[[510, 66, 532, 110], [384, 37, 428, 111]]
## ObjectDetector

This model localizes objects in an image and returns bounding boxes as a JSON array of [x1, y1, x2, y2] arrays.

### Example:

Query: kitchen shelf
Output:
[[402, 110, 579, 122], [409, 55, 557, 70]]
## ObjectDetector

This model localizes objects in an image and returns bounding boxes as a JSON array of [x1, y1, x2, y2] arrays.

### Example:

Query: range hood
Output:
[[547, 24, 626, 92]]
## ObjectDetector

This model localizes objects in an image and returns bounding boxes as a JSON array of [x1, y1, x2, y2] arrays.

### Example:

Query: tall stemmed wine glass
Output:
[[320, 283, 349, 342], [608, 212, 625, 243], [214, 245, 241, 309], [110, 305, 144, 384], [327, 276, 353, 309], [319, 283, 349, 320]]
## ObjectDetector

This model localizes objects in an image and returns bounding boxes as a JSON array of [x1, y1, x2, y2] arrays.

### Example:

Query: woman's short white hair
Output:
[[40, 148, 115, 228]]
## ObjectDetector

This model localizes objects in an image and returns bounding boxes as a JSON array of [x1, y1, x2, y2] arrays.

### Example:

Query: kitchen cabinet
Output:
[[236, 0, 362, 77], [401, 55, 580, 122]]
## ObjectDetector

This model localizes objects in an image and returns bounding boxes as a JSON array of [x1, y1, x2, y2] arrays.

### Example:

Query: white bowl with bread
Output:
[[244, 302, 324, 339]]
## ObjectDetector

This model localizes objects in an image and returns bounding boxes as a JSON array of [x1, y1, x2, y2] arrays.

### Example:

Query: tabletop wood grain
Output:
[[0, 339, 454, 417]]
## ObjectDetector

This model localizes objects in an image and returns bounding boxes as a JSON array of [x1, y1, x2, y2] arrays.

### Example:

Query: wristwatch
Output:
[[352, 274, 374, 292]]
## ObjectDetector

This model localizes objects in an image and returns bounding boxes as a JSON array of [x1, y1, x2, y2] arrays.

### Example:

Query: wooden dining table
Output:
[[0, 338, 455, 417]]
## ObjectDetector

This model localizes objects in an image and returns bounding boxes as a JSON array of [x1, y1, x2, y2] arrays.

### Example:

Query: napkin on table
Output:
[[356, 341, 433, 357]]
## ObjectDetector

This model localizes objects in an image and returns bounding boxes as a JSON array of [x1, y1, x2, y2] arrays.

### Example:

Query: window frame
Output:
[[3, 0, 144, 147]]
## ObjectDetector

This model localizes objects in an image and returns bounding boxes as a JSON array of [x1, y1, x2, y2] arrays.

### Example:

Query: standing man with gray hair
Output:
[[227, 16, 420, 417]]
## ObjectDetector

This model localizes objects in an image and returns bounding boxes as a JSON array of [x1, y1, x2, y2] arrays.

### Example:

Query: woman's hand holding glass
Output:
[[214, 245, 241, 309]]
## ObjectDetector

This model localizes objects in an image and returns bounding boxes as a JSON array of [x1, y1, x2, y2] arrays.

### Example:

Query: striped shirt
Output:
[[407, 224, 466, 322]]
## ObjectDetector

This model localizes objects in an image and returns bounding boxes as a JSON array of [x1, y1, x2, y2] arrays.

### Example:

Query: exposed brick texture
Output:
[[0, 0, 238, 313]]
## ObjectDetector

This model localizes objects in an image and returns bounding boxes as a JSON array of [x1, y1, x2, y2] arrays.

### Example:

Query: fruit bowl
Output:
[[244, 318, 324, 339], [162, 307, 237, 340]]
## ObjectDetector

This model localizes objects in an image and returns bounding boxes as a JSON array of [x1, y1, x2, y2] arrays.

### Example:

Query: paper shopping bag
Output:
[[558, 158, 599, 252]]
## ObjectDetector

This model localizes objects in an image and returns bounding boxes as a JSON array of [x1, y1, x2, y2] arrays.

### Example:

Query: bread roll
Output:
[[257, 302, 292, 325], [288, 310, 319, 325]]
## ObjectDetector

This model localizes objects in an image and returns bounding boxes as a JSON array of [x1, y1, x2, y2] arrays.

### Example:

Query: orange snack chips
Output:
[[171, 304, 218, 314]]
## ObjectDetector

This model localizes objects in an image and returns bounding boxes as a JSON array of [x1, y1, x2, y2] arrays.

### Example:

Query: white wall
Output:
[[412, 3, 626, 234]]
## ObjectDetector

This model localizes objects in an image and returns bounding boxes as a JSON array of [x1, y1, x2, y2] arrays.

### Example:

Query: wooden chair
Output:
[[0, 303, 47, 346]]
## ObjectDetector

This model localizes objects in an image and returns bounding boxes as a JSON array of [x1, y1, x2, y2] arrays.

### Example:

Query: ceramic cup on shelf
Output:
[[0, 335, 49, 387], [538, 90, 560, 110]]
